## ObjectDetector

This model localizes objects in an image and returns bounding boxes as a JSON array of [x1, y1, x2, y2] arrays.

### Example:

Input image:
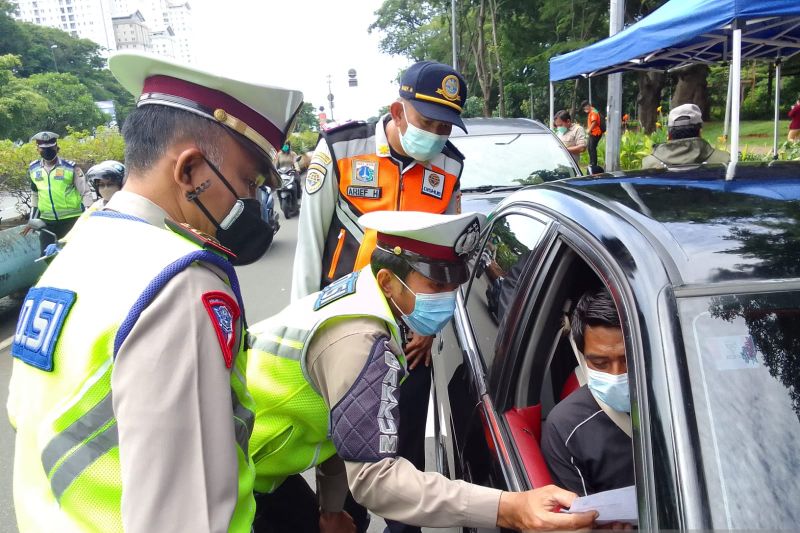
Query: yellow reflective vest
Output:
[[28, 158, 83, 221], [247, 266, 404, 493], [8, 211, 255, 532]]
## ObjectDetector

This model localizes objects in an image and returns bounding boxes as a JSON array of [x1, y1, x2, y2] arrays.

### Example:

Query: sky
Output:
[[190, 0, 411, 121]]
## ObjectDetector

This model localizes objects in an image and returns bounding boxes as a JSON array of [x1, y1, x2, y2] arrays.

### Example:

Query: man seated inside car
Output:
[[541, 287, 634, 496]]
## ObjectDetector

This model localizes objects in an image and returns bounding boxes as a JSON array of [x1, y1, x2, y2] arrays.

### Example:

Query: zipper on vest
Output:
[[46, 164, 59, 221], [328, 229, 346, 280]]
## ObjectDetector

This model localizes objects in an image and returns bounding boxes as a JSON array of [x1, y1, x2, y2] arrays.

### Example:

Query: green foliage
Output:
[[0, 3, 135, 132], [25, 72, 105, 134], [619, 130, 654, 170], [288, 131, 320, 155], [0, 127, 124, 214], [778, 141, 800, 161], [294, 102, 320, 133]]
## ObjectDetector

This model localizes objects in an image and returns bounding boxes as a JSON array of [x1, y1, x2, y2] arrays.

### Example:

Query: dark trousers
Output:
[[39, 217, 78, 254], [253, 474, 370, 533], [383, 362, 432, 533], [587, 134, 602, 169]]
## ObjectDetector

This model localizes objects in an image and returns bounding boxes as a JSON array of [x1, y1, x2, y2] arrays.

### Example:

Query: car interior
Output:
[[497, 245, 620, 488]]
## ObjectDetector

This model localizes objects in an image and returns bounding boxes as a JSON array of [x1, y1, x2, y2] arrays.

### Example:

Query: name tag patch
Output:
[[347, 186, 381, 199], [12, 287, 77, 371], [421, 169, 445, 199]]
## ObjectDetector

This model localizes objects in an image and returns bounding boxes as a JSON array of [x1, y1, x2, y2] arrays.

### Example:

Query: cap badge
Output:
[[454, 219, 481, 256], [393, 246, 402, 256], [213, 108, 228, 121], [437, 75, 461, 102]]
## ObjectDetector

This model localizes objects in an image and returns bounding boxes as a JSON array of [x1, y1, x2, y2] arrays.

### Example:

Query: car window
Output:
[[678, 290, 800, 529], [465, 213, 547, 372], [449, 133, 578, 190]]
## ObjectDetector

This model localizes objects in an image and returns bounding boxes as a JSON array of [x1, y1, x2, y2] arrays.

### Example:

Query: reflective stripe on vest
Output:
[[29, 160, 82, 221], [247, 267, 404, 493]]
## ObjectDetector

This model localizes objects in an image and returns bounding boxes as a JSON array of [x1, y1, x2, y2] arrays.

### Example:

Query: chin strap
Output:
[[563, 315, 632, 438]]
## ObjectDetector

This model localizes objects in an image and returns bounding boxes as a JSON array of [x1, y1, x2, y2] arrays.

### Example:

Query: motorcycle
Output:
[[258, 185, 280, 237], [27, 218, 60, 263], [277, 167, 301, 219]]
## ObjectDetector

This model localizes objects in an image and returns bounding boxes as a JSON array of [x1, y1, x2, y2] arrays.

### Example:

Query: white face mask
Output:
[[398, 103, 449, 162]]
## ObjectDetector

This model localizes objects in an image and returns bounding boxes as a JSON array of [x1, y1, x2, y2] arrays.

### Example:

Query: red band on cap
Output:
[[378, 233, 458, 261], [142, 75, 284, 153]]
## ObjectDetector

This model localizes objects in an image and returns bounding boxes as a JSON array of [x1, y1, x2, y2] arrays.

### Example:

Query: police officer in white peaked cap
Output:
[[245, 210, 599, 532], [8, 51, 302, 533]]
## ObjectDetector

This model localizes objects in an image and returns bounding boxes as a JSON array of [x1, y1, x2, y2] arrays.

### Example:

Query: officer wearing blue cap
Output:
[[292, 60, 468, 533]]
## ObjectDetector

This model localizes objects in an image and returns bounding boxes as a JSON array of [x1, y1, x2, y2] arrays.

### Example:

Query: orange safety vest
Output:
[[320, 119, 463, 287]]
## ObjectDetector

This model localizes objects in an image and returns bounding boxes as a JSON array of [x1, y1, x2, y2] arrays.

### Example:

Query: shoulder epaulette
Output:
[[61, 159, 76, 168], [28, 160, 41, 169], [314, 270, 360, 311], [321, 120, 368, 140], [164, 218, 235, 259]]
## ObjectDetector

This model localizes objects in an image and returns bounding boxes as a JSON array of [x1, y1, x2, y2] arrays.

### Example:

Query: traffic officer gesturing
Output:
[[8, 51, 303, 533], [248, 211, 598, 532], [23, 131, 93, 251], [292, 63, 468, 530]]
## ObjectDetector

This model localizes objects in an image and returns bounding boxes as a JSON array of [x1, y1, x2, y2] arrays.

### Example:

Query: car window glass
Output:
[[450, 133, 578, 189], [465, 214, 547, 371], [678, 291, 800, 529]]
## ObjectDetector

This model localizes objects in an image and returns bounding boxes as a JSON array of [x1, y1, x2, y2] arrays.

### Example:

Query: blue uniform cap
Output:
[[398, 61, 467, 133]]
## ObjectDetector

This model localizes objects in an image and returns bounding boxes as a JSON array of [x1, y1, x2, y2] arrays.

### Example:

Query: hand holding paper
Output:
[[564, 485, 638, 526]]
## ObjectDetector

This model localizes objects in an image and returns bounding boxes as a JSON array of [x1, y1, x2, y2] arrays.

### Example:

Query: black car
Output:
[[431, 163, 800, 531]]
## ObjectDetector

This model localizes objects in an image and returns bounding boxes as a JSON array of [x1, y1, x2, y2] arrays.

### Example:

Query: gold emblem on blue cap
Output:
[[437, 75, 461, 102]]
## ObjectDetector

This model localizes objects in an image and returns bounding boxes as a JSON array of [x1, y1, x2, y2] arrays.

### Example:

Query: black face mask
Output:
[[41, 147, 58, 161], [191, 157, 273, 266]]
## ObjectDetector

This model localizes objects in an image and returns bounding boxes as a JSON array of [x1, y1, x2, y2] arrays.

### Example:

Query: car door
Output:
[[431, 209, 553, 526]]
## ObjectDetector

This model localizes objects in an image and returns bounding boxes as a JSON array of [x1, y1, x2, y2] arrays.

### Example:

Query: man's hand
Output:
[[497, 485, 597, 531], [319, 510, 356, 533], [405, 332, 434, 369], [21, 218, 45, 236]]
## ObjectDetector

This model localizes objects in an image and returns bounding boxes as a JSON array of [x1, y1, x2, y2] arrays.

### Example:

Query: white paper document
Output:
[[565, 485, 638, 525]]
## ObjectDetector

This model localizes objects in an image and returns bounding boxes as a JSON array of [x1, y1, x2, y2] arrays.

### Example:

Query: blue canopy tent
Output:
[[547, 0, 800, 178]]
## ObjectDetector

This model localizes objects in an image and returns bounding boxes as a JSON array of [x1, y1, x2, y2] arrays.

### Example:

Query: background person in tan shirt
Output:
[[554, 110, 587, 167], [248, 211, 598, 532]]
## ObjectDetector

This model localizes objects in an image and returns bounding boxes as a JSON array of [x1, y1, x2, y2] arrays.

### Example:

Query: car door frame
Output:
[[485, 212, 662, 531]]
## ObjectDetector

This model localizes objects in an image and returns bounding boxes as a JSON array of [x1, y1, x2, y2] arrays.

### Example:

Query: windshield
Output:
[[449, 133, 578, 190], [678, 290, 800, 529]]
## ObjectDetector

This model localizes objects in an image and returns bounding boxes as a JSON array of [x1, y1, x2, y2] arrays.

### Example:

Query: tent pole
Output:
[[723, 63, 733, 142], [588, 77, 592, 106], [549, 82, 555, 128], [773, 59, 781, 160], [726, 28, 742, 181]]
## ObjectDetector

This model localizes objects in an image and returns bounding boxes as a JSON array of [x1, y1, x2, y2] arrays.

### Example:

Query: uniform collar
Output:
[[104, 190, 170, 227]]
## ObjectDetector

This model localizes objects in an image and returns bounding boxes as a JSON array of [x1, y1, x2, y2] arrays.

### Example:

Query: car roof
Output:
[[500, 163, 800, 287], [450, 117, 551, 137]]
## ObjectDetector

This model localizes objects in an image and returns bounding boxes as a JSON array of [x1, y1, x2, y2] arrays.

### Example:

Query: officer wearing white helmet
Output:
[[246, 211, 598, 532], [8, 51, 303, 532]]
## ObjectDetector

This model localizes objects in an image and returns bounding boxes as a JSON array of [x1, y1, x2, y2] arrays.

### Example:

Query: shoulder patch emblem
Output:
[[202, 291, 241, 369], [306, 169, 326, 194], [314, 271, 359, 311], [12, 287, 77, 372]]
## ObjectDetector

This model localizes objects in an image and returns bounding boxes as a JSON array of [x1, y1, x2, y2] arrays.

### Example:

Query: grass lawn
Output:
[[703, 120, 790, 154]]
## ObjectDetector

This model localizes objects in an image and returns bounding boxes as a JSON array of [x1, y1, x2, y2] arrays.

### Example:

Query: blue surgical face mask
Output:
[[556, 126, 568, 135], [586, 368, 630, 413], [391, 275, 457, 336], [399, 103, 449, 162]]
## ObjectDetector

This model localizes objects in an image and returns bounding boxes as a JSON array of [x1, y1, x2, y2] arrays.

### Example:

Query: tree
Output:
[[637, 71, 665, 133], [0, 55, 51, 141], [293, 102, 319, 133], [24, 72, 106, 134]]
